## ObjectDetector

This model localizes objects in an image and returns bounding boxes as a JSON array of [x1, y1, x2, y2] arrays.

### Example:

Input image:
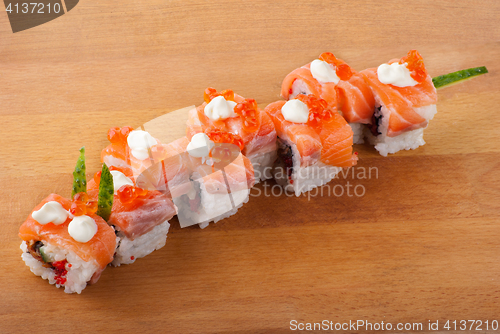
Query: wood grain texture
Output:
[[1, 0, 499, 333]]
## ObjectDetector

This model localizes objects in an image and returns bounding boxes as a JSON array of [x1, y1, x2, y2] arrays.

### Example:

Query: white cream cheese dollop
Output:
[[68, 215, 98, 243], [377, 62, 418, 87], [110, 170, 134, 194], [127, 130, 158, 160], [281, 99, 309, 123], [32, 201, 69, 225], [310, 59, 340, 84], [204, 96, 238, 121], [187, 133, 215, 158]]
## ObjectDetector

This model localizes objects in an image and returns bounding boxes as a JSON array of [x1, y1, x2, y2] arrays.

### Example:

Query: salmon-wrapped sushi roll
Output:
[[19, 194, 116, 294], [101, 126, 191, 197], [281, 53, 375, 144], [165, 133, 255, 229], [186, 88, 277, 182], [360, 50, 438, 156], [265, 94, 357, 196], [87, 166, 177, 266]]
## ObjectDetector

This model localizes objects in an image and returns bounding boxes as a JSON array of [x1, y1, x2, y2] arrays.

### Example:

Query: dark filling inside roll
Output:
[[276, 140, 294, 184], [25, 239, 68, 283], [26, 240, 50, 267], [369, 106, 383, 136], [111, 225, 121, 256]]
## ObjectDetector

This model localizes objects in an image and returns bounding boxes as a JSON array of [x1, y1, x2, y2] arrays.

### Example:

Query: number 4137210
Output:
[[5, 3, 62, 14], [444, 320, 499, 331]]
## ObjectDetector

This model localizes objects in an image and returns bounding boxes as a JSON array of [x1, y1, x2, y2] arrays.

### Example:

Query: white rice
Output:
[[174, 181, 250, 229], [273, 139, 341, 197], [247, 149, 277, 183], [289, 79, 312, 99], [364, 96, 437, 156], [348, 122, 365, 144], [20, 241, 99, 294], [197, 189, 249, 229], [112, 220, 170, 266]]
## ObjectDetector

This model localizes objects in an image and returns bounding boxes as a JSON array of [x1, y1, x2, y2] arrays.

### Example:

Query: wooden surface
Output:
[[1, 1, 500, 333]]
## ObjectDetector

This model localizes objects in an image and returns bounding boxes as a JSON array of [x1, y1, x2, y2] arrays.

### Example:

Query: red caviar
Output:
[[107, 126, 133, 144], [52, 260, 68, 285], [71, 192, 98, 216], [107, 127, 121, 143], [117, 185, 136, 204], [85, 200, 98, 215], [234, 98, 260, 132], [295, 94, 333, 130], [399, 50, 427, 82], [117, 184, 148, 204], [318, 52, 353, 81], [203, 87, 235, 103], [130, 256, 135, 260], [70, 192, 89, 216], [73, 192, 89, 203], [205, 128, 244, 151], [93, 171, 102, 184]]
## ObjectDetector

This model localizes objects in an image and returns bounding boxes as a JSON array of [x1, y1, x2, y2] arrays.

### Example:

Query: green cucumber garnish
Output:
[[39, 246, 52, 263], [433, 66, 488, 89], [96, 163, 114, 221], [72, 147, 87, 198]]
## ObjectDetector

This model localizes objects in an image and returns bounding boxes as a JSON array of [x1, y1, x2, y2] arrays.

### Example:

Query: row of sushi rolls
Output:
[[19, 50, 487, 293]]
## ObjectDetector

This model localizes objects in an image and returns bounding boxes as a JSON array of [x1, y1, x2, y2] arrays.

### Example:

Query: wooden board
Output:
[[1, 1, 499, 332]]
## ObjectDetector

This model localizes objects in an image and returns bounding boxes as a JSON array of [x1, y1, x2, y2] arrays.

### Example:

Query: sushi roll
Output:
[[87, 165, 177, 266], [101, 126, 134, 169], [281, 53, 375, 144], [19, 193, 117, 294], [101, 126, 191, 198], [265, 94, 357, 196], [165, 133, 255, 229], [360, 50, 438, 156], [186, 88, 277, 182]]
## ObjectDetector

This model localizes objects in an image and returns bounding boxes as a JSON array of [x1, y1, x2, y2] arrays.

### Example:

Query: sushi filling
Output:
[[363, 98, 436, 156], [289, 79, 312, 99], [26, 240, 51, 268], [20, 240, 100, 294], [273, 138, 343, 196], [25, 240, 70, 285], [368, 106, 383, 136], [276, 139, 294, 184]]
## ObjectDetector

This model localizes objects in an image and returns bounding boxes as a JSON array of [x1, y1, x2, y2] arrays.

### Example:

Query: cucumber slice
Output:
[[432, 66, 488, 89], [72, 147, 86, 198], [39, 246, 52, 263], [96, 163, 114, 221]]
